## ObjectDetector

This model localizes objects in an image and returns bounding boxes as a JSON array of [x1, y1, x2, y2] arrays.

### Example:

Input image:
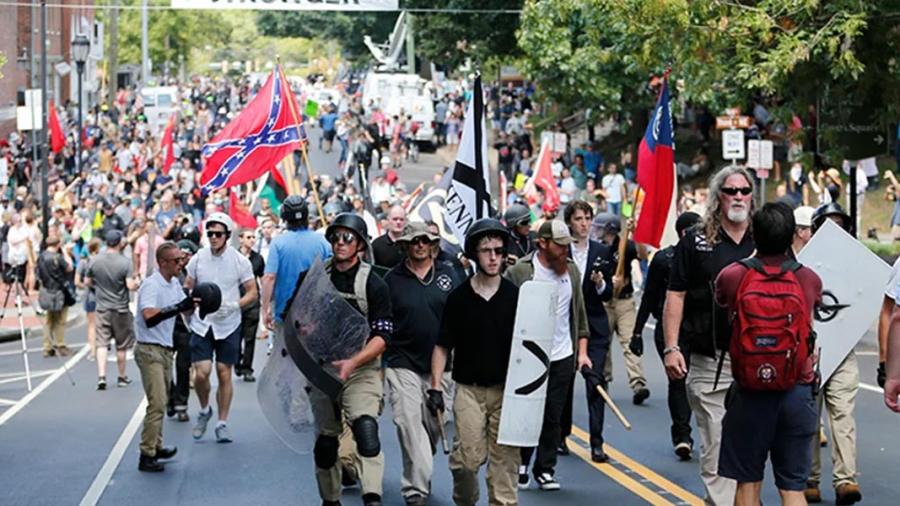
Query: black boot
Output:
[[138, 453, 165, 472], [362, 493, 382, 506], [156, 446, 178, 460]]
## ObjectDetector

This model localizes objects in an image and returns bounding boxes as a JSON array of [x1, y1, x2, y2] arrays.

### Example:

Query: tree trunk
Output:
[[106, 0, 119, 111]]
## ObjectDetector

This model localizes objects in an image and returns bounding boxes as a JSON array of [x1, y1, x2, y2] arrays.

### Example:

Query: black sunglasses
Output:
[[410, 236, 436, 246], [477, 246, 506, 256], [721, 186, 753, 196], [327, 231, 357, 244], [207, 230, 227, 238]]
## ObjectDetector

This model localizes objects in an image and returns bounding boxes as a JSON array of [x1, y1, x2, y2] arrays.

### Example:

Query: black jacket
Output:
[[633, 245, 674, 339], [571, 240, 614, 345]]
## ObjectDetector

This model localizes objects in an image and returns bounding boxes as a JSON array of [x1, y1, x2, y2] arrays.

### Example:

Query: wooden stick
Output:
[[594, 383, 632, 430]]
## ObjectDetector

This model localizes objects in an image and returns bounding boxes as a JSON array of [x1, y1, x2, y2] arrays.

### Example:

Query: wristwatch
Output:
[[663, 345, 681, 356]]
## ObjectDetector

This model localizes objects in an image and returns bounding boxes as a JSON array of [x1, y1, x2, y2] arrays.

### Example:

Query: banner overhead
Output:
[[171, 0, 398, 11]]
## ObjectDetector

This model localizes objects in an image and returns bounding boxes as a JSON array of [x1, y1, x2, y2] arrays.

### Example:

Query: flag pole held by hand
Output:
[[580, 366, 632, 430]]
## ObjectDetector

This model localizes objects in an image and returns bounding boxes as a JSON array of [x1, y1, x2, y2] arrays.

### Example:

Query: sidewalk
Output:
[[0, 285, 83, 342]]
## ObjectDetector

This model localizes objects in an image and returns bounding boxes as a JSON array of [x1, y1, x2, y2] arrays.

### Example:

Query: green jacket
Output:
[[504, 251, 590, 368]]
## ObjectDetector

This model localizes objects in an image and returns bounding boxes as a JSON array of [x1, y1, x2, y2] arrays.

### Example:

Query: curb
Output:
[[0, 308, 85, 344]]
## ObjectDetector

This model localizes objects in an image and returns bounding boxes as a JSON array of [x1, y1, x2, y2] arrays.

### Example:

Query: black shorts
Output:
[[718, 383, 817, 490], [190, 327, 241, 366], [322, 129, 336, 142]]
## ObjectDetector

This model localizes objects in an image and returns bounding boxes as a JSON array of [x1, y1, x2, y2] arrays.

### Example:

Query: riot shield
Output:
[[497, 280, 557, 447], [257, 258, 370, 454]]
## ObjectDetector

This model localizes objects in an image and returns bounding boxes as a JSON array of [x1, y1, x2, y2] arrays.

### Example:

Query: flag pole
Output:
[[278, 64, 326, 227]]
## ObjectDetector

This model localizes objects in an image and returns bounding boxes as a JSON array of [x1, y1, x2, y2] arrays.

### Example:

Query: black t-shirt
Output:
[[437, 278, 518, 387], [383, 262, 460, 374], [329, 262, 393, 343], [372, 234, 404, 269], [668, 225, 754, 356], [603, 237, 639, 299]]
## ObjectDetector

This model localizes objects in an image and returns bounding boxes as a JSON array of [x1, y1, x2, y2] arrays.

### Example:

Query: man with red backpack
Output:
[[714, 203, 822, 506]]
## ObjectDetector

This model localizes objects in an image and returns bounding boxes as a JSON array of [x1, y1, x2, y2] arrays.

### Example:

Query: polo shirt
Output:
[[372, 234, 404, 269], [437, 278, 519, 387], [134, 271, 186, 347]]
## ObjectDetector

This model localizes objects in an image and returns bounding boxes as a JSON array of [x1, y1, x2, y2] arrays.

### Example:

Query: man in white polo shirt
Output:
[[184, 213, 257, 443]]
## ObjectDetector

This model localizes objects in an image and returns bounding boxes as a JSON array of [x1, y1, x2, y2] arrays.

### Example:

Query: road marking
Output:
[[855, 351, 879, 356], [569, 426, 703, 505], [0, 370, 54, 386], [0, 344, 88, 426], [0, 398, 17, 406], [80, 397, 147, 506]]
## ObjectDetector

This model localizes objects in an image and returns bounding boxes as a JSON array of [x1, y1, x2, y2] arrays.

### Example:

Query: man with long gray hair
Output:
[[662, 165, 756, 505]]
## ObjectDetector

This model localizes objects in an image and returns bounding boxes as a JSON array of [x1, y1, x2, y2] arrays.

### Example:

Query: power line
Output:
[[0, 1, 522, 14]]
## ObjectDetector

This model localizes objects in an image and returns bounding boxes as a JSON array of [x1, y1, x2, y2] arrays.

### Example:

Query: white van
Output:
[[140, 86, 179, 135], [362, 72, 436, 146]]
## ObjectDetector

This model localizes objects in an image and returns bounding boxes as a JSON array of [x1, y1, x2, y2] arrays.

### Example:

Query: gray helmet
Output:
[[326, 212, 369, 245], [191, 282, 222, 320], [812, 202, 851, 232], [464, 218, 509, 260], [281, 195, 309, 223], [503, 204, 532, 228], [592, 212, 622, 237]]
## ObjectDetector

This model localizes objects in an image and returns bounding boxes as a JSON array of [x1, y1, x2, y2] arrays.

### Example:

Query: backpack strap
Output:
[[738, 257, 765, 274], [780, 259, 802, 273]]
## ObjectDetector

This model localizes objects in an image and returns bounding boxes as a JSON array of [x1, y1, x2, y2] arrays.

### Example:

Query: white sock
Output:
[[200, 406, 211, 415], [216, 420, 227, 428]]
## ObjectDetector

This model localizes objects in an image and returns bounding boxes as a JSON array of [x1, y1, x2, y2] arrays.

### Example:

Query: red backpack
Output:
[[727, 258, 813, 391]]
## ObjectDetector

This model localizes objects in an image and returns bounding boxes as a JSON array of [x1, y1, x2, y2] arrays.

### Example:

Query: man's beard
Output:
[[726, 205, 749, 223]]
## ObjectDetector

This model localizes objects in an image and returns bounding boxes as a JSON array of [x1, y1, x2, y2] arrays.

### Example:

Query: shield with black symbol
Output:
[[497, 280, 557, 447], [257, 258, 370, 454]]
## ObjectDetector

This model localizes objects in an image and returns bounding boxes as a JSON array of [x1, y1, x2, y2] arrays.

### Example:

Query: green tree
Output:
[[256, 10, 395, 60]]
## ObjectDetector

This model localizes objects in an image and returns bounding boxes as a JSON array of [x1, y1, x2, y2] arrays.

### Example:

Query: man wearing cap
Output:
[[85, 230, 139, 390], [792, 206, 815, 256], [383, 222, 460, 505], [505, 220, 590, 491], [184, 212, 257, 444]]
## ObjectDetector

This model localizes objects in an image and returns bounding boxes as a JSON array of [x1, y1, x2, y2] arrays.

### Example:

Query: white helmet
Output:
[[205, 212, 234, 236]]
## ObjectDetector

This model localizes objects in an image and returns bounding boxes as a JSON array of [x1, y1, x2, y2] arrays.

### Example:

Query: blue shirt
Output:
[[576, 149, 603, 177], [266, 229, 332, 320], [319, 112, 338, 132]]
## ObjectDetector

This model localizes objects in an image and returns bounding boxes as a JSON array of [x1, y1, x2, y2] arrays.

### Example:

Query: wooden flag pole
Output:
[[613, 186, 641, 298]]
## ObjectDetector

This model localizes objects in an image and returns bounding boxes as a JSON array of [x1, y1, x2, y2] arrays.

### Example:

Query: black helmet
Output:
[[177, 239, 199, 256], [464, 218, 509, 260], [181, 223, 201, 245], [592, 212, 622, 236], [191, 282, 222, 320], [812, 202, 851, 232], [326, 212, 369, 245], [504, 204, 531, 228], [281, 195, 309, 224]]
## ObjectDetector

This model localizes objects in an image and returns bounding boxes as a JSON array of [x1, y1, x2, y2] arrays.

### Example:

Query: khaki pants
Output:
[[810, 352, 859, 488], [450, 383, 519, 506], [309, 363, 384, 501], [385, 367, 435, 499], [686, 353, 736, 506], [135, 343, 173, 457], [42, 308, 68, 353], [603, 297, 647, 391]]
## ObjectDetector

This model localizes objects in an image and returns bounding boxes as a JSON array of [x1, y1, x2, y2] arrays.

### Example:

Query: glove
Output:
[[878, 361, 886, 388], [629, 335, 644, 357], [425, 389, 444, 416]]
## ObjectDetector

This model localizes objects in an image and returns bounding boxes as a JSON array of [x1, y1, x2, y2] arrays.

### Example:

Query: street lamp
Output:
[[71, 34, 90, 177]]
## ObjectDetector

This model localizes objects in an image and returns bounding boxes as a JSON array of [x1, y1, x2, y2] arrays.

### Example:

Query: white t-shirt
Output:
[[6, 224, 30, 266], [186, 246, 254, 339], [533, 255, 573, 361], [602, 173, 626, 203], [884, 257, 900, 304], [134, 271, 187, 347]]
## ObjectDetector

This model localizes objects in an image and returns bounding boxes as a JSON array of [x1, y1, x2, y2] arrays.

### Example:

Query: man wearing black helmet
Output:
[[297, 212, 393, 506], [504, 203, 536, 263], [184, 212, 257, 444], [632, 212, 701, 461], [805, 202, 862, 506], [167, 239, 198, 422], [430, 218, 521, 506]]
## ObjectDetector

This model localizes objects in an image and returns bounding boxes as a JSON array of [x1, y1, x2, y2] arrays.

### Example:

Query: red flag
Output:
[[634, 76, 676, 248], [160, 114, 176, 175], [532, 139, 560, 212], [200, 66, 304, 193], [229, 189, 258, 229], [48, 100, 66, 154]]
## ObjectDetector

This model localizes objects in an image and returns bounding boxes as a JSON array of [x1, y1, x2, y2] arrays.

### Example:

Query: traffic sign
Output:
[[747, 139, 774, 169], [716, 115, 752, 130], [722, 129, 745, 160]]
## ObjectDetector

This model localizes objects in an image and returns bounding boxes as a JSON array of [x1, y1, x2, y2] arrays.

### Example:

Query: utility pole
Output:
[[40, 0, 48, 246], [107, 0, 119, 110], [141, 0, 149, 84]]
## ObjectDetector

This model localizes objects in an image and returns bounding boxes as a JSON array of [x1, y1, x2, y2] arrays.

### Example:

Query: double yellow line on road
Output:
[[567, 426, 704, 505]]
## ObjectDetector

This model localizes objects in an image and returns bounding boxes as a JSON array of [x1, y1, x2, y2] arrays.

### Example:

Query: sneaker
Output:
[[632, 387, 650, 405], [362, 493, 382, 506], [167, 405, 176, 418], [534, 472, 560, 491], [138, 453, 165, 472], [243, 373, 256, 383], [97, 378, 107, 391], [192, 408, 213, 440], [57, 346, 71, 357], [404, 494, 427, 506], [117, 376, 132, 388], [215, 423, 233, 443], [43, 349, 55, 358], [176, 411, 190, 422], [591, 448, 608, 463], [674, 442, 692, 461], [517, 465, 530, 489], [557, 440, 570, 455]]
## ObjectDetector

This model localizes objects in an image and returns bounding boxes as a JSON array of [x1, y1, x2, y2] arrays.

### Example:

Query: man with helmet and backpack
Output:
[[430, 218, 521, 506], [184, 212, 257, 444], [804, 203, 863, 506], [714, 202, 822, 506], [293, 212, 393, 506], [504, 203, 536, 263]]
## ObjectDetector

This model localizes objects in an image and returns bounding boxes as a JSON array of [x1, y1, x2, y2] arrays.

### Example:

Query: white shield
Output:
[[797, 219, 890, 382], [497, 281, 558, 447]]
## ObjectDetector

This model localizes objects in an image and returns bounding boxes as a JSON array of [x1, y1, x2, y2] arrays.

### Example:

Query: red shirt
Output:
[[715, 254, 822, 384]]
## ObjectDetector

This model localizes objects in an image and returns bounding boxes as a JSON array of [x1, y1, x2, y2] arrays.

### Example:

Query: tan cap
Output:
[[397, 221, 439, 243], [793, 206, 814, 227], [537, 220, 573, 246]]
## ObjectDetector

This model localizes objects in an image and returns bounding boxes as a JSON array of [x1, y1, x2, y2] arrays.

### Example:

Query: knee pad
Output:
[[314, 435, 339, 469], [351, 415, 381, 458]]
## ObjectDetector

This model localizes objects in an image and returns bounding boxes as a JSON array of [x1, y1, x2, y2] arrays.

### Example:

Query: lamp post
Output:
[[72, 34, 90, 177]]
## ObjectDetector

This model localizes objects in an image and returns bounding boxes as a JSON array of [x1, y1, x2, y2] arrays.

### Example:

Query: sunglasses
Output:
[[207, 230, 227, 238], [477, 247, 506, 257], [410, 236, 436, 246], [160, 255, 183, 264], [721, 186, 753, 196], [327, 231, 357, 244]]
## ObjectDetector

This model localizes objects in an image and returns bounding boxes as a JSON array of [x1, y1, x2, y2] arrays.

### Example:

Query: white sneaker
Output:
[[535, 472, 560, 491]]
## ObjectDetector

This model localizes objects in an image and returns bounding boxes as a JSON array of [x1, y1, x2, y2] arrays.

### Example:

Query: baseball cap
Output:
[[105, 230, 124, 247], [794, 206, 814, 228], [537, 220, 572, 246]]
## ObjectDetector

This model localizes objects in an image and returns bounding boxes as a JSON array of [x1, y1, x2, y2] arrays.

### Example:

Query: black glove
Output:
[[629, 335, 644, 357], [425, 389, 444, 416], [878, 361, 886, 388], [145, 297, 195, 328]]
